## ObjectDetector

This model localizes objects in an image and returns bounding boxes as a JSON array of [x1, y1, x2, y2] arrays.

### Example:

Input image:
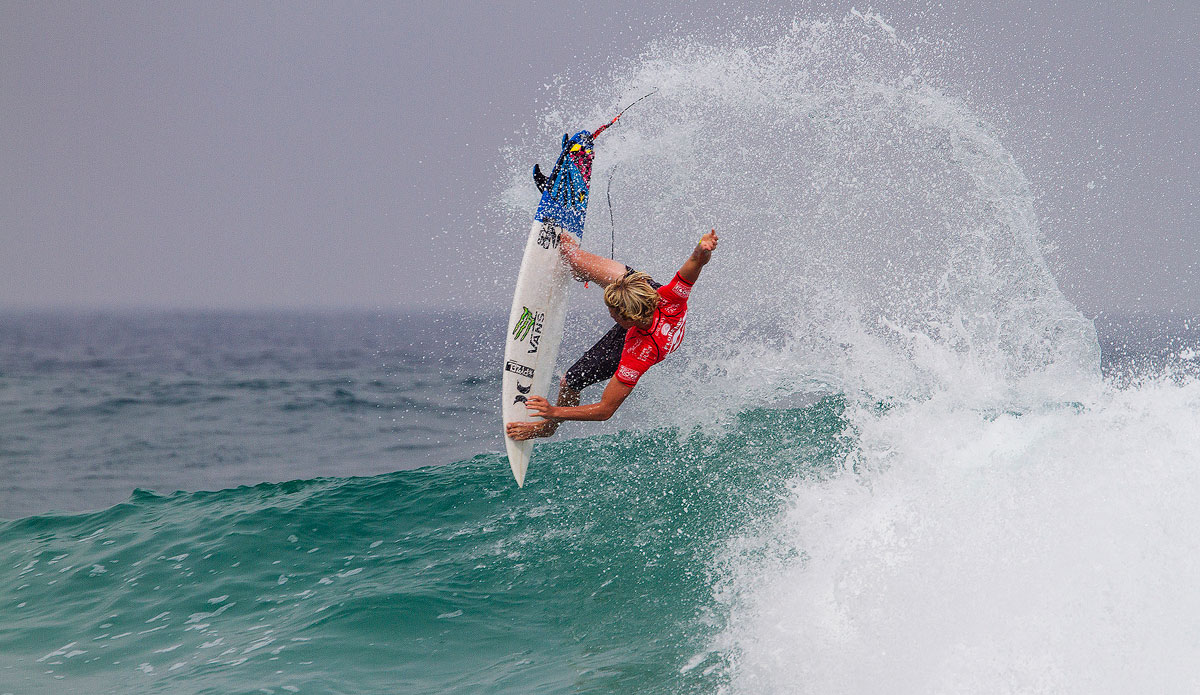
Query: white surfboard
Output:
[[501, 220, 573, 486], [502, 128, 602, 486]]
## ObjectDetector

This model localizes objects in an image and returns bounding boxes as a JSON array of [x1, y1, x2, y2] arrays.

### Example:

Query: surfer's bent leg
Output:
[[536, 381, 582, 438], [564, 323, 628, 392], [559, 232, 626, 286], [517, 324, 624, 439]]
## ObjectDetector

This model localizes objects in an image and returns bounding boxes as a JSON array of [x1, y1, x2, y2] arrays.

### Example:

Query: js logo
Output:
[[536, 224, 559, 250]]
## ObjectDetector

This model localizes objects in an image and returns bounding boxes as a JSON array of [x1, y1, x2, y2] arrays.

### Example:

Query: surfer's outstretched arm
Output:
[[677, 229, 719, 284], [522, 377, 633, 423], [558, 232, 626, 287]]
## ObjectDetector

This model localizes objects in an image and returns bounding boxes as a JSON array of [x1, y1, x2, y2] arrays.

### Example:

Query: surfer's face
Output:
[[608, 305, 641, 330]]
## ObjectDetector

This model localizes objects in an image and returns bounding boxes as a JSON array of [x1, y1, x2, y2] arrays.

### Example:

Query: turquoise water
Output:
[[1, 400, 848, 694]]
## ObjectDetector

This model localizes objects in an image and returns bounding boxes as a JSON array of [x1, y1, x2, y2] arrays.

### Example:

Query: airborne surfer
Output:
[[505, 228, 719, 440]]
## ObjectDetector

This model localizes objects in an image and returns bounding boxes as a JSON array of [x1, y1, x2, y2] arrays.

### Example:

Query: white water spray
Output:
[[503, 13, 1200, 692], [504, 12, 1098, 422]]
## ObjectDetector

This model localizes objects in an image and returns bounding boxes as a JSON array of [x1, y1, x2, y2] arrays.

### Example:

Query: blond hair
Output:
[[604, 272, 659, 323]]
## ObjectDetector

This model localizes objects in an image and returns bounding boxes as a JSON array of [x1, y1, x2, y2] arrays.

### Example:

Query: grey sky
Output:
[[2, 1, 1196, 314]]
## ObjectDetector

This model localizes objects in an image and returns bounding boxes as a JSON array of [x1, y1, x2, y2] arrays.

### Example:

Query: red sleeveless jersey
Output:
[[614, 273, 693, 387]]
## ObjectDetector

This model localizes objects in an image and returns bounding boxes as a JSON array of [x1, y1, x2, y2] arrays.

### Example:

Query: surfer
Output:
[[506, 229, 719, 440]]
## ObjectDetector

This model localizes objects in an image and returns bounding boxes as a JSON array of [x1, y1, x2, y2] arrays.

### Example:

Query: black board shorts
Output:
[[563, 267, 661, 392]]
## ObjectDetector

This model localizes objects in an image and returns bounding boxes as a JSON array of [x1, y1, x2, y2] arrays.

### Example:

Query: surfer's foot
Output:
[[506, 420, 556, 441]]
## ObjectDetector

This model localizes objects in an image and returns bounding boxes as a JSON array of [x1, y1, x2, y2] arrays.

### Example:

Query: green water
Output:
[[0, 398, 850, 694]]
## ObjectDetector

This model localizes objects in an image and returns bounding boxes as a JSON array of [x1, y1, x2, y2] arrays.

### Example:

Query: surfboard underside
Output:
[[501, 220, 572, 486]]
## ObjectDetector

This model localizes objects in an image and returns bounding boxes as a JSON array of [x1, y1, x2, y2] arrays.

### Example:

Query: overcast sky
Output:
[[2, 1, 1196, 315]]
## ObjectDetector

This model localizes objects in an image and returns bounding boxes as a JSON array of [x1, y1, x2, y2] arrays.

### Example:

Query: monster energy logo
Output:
[[512, 307, 535, 341], [511, 306, 544, 345]]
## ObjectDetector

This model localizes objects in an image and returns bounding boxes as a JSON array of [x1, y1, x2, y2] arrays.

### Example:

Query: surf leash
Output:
[[606, 166, 617, 259], [591, 88, 659, 263], [592, 87, 659, 139]]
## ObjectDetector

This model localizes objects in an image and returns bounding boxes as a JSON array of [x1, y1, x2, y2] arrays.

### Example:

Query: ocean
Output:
[[5, 13, 1200, 695], [1, 310, 1197, 694]]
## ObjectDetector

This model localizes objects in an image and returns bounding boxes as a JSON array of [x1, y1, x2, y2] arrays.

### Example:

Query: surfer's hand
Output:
[[557, 231, 583, 268], [694, 229, 719, 263], [523, 395, 554, 418], [506, 397, 557, 441]]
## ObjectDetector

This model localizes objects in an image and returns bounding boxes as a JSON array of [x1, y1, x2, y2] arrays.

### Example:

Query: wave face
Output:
[[0, 398, 848, 694]]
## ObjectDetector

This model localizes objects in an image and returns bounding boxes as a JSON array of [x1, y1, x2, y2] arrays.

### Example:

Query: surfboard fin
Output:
[[533, 164, 549, 192]]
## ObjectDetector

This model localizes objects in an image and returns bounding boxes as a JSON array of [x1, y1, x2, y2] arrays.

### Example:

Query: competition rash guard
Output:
[[614, 273, 694, 387]]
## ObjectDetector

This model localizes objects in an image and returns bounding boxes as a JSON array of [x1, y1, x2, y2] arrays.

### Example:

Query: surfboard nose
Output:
[[506, 438, 530, 487]]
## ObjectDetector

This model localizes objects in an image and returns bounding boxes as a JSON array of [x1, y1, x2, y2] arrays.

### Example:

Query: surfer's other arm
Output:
[[677, 229, 719, 284], [521, 378, 634, 422], [557, 232, 626, 286]]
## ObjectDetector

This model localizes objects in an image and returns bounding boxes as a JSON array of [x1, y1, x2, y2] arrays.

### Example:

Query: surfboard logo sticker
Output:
[[512, 307, 537, 341], [505, 361, 535, 379], [536, 224, 560, 250], [512, 306, 545, 353]]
